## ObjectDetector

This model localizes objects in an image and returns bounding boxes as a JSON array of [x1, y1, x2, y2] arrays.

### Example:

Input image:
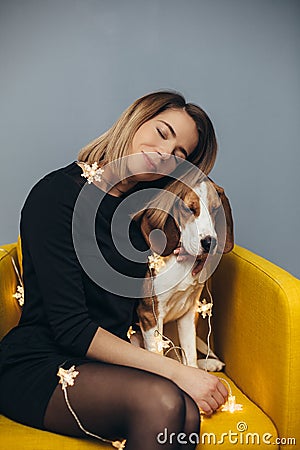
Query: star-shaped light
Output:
[[57, 365, 79, 389], [196, 298, 213, 318], [221, 395, 243, 413], [13, 285, 24, 307], [148, 252, 165, 273], [81, 162, 104, 184], [156, 336, 171, 353], [112, 440, 126, 449], [127, 325, 136, 340]]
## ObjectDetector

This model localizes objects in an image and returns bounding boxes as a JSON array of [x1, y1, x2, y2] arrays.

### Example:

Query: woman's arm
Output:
[[21, 172, 99, 355], [87, 327, 228, 415]]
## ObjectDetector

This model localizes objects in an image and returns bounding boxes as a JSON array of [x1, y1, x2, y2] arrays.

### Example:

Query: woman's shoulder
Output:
[[39, 161, 84, 187], [21, 161, 86, 213]]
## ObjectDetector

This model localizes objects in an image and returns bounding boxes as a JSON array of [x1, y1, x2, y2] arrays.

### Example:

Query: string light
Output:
[[200, 284, 243, 413], [0, 248, 24, 307], [147, 252, 165, 272], [217, 377, 243, 413], [57, 365, 126, 449], [196, 298, 213, 318], [155, 334, 171, 352], [146, 250, 243, 415], [148, 257, 186, 365], [79, 162, 104, 184], [221, 395, 243, 413], [12, 285, 24, 307], [126, 325, 136, 340]]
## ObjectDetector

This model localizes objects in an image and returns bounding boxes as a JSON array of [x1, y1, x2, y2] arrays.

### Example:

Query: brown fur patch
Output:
[[183, 190, 200, 217], [137, 271, 158, 331], [140, 210, 181, 257], [206, 182, 221, 214]]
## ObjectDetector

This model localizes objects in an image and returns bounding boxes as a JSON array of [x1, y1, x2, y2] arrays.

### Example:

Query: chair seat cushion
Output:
[[0, 374, 278, 450], [200, 374, 278, 449]]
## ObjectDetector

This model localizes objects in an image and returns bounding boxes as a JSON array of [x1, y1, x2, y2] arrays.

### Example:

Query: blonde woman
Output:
[[0, 91, 228, 450]]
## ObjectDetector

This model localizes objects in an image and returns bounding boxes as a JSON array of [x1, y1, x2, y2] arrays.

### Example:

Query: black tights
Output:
[[44, 362, 201, 450]]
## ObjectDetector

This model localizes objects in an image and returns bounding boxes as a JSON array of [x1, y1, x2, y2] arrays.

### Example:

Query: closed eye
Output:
[[156, 127, 186, 164], [156, 128, 166, 139]]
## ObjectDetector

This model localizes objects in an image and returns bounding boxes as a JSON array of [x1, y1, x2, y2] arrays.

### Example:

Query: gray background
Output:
[[0, 0, 299, 278]]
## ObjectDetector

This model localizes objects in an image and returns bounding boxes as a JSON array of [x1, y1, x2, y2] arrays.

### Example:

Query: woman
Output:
[[0, 91, 228, 450]]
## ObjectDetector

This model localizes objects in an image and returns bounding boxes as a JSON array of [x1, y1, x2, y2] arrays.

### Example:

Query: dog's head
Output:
[[138, 178, 234, 258]]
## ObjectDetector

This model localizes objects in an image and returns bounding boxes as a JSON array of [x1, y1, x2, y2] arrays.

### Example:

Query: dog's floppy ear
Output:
[[139, 209, 181, 256], [208, 178, 234, 254]]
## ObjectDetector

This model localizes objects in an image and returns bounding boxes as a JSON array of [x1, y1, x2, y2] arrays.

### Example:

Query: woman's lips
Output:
[[142, 151, 157, 171]]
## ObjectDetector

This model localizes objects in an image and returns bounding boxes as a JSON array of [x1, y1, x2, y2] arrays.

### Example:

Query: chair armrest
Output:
[[211, 244, 300, 443], [0, 243, 21, 341]]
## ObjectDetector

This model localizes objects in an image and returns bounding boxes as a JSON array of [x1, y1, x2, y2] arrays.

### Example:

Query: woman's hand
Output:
[[173, 247, 208, 276], [172, 364, 228, 415], [129, 328, 227, 414]]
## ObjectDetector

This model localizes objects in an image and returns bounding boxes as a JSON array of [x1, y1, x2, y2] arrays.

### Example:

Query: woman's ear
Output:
[[208, 178, 234, 254], [139, 209, 181, 256]]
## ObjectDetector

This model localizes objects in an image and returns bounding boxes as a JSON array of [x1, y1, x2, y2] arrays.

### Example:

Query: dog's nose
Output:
[[201, 236, 217, 253]]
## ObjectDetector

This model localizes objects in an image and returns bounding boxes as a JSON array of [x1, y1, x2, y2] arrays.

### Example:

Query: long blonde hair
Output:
[[78, 90, 218, 230]]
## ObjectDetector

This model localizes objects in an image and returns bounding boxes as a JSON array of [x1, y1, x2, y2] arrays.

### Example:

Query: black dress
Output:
[[0, 162, 150, 430]]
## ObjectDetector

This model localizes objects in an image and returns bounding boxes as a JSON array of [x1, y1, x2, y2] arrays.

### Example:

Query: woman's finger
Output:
[[206, 396, 219, 411], [199, 401, 213, 416], [211, 390, 226, 408]]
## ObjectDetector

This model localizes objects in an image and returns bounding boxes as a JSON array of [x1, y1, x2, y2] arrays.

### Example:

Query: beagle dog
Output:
[[133, 178, 234, 371]]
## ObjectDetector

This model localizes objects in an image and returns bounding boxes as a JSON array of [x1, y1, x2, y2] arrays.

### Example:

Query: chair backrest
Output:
[[0, 243, 22, 341]]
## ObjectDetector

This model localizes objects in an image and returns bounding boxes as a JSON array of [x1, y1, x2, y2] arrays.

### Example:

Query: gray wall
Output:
[[1, 0, 299, 279]]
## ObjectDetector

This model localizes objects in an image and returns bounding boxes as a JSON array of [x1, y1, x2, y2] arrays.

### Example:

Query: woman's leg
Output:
[[180, 391, 201, 449], [44, 361, 200, 450]]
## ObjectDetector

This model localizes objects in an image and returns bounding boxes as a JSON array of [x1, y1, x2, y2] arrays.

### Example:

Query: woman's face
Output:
[[126, 108, 199, 182]]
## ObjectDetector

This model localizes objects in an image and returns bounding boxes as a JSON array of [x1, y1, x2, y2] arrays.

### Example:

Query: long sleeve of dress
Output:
[[20, 170, 99, 356]]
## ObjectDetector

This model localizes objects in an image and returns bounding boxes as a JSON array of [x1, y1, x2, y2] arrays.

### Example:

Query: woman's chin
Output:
[[128, 168, 164, 182]]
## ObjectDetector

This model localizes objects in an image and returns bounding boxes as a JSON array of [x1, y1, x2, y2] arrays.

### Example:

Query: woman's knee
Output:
[[183, 392, 201, 436], [137, 376, 186, 424]]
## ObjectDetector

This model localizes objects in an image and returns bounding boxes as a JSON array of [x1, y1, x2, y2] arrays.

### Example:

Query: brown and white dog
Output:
[[133, 178, 234, 371]]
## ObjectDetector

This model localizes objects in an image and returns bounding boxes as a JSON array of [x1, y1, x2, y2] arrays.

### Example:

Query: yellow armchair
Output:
[[0, 242, 299, 449], [212, 246, 300, 448]]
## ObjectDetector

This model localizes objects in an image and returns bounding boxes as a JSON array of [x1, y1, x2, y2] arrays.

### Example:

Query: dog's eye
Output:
[[182, 204, 191, 213], [185, 205, 196, 214]]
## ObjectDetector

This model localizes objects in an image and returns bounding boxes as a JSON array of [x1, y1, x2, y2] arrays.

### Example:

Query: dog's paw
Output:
[[197, 358, 225, 372]]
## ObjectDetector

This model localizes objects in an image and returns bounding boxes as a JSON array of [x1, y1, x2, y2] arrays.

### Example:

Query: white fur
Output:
[[181, 183, 218, 257]]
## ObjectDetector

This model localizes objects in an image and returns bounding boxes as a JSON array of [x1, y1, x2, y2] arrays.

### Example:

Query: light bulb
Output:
[[221, 395, 243, 413]]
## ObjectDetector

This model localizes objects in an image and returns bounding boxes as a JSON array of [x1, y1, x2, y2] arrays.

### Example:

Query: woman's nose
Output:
[[157, 142, 175, 160]]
